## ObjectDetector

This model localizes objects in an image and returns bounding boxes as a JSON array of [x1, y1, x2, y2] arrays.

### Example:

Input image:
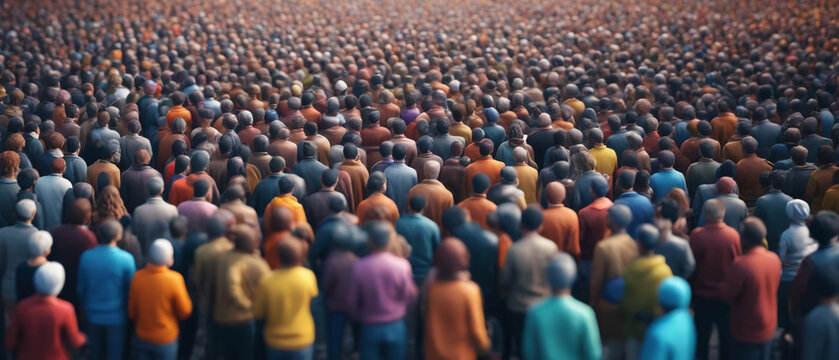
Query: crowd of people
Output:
[[1, 0, 839, 359]]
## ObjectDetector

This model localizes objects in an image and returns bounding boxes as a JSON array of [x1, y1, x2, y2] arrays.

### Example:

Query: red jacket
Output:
[[723, 247, 781, 343]]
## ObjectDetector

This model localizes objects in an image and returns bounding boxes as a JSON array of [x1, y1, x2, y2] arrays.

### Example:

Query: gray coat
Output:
[[131, 197, 179, 256], [0, 223, 38, 300]]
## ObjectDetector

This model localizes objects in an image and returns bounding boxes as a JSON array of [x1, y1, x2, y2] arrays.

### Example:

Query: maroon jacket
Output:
[[689, 221, 742, 299]]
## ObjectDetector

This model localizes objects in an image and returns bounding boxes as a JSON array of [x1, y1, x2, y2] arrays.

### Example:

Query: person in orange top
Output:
[[457, 174, 497, 231], [356, 172, 399, 225], [338, 144, 370, 209], [263, 206, 293, 270], [710, 99, 738, 145], [540, 182, 581, 258], [820, 171, 839, 214], [463, 130, 486, 161], [734, 137, 773, 205], [263, 176, 307, 231], [128, 239, 193, 359], [424, 238, 491, 360], [463, 141, 505, 195], [407, 161, 454, 229], [299, 91, 322, 124], [166, 92, 192, 132], [168, 151, 220, 206]]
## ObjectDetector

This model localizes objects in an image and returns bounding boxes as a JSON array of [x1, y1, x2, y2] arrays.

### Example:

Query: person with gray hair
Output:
[[522, 253, 602, 359], [0, 199, 39, 315], [78, 219, 137, 360], [15, 230, 53, 301], [132, 176, 179, 256], [128, 239, 192, 360], [7, 261, 87, 359]]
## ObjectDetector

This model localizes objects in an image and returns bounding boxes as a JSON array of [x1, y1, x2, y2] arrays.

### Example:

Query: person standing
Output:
[[128, 239, 193, 359], [800, 265, 839, 360], [77, 220, 136, 360], [346, 222, 417, 360], [499, 207, 559, 360], [254, 240, 318, 359], [690, 199, 742, 360], [639, 276, 697, 360], [6, 262, 86, 360], [424, 238, 491, 360], [590, 204, 638, 359], [211, 225, 270, 360], [723, 217, 781, 360], [522, 253, 601, 360], [620, 225, 673, 354]]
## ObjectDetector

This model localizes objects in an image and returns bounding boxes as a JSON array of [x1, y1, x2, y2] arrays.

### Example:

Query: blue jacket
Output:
[[650, 169, 688, 203], [613, 191, 654, 238], [640, 278, 696, 360], [754, 190, 793, 252], [77, 245, 136, 325], [452, 223, 499, 299], [383, 162, 418, 214], [396, 213, 440, 281], [570, 171, 609, 211]]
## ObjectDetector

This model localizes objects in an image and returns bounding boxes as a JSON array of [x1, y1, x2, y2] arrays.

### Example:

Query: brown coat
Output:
[[408, 180, 454, 229], [339, 160, 370, 209]]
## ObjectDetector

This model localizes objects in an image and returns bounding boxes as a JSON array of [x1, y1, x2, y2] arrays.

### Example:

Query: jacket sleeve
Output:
[[466, 284, 491, 353], [172, 274, 193, 320], [61, 305, 87, 349], [521, 309, 539, 360], [582, 307, 603, 360], [722, 263, 744, 304]]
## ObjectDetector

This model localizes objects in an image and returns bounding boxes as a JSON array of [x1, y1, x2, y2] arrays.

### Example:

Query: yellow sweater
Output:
[[253, 267, 318, 350]]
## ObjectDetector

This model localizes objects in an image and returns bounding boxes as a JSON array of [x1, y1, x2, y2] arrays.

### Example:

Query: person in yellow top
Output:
[[254, 239, 319, 359], [588, 129, 617, 179], [424, 238, 491, 360], [128, 239, 193, 359], [263, 176, 307, 231], [512, 147, 539, 204]]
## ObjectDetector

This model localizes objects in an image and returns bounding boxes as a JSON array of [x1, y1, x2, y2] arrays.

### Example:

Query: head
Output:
[[409, 195, 426, 214], [658, 276, 691, 312], [740, 217, 767, 250], [608, 204, 632, 233], [636, 224, 660, 253], [521, 207, 543, 233], [33, 262, 65, 297], [435, 238, 470, 281], [703, 198, 726, 223], [810, 211, 839, 249], [230, 225, 259, 253], [149, 239, 175, 267], [27, 231, 53, 259], [546, 253, 577, 295], [96, 219, 123, 245], [366, 221, 394, 252]]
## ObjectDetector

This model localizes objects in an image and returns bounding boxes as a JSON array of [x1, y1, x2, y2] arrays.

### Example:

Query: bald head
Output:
[[545, 182, 567, 206]]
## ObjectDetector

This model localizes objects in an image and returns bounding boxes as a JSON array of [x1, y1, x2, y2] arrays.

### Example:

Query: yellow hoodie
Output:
[[620, 255, 672, 340]]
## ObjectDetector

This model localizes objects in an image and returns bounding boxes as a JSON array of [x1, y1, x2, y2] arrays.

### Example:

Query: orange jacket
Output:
[[128, 265, 192, 344]]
